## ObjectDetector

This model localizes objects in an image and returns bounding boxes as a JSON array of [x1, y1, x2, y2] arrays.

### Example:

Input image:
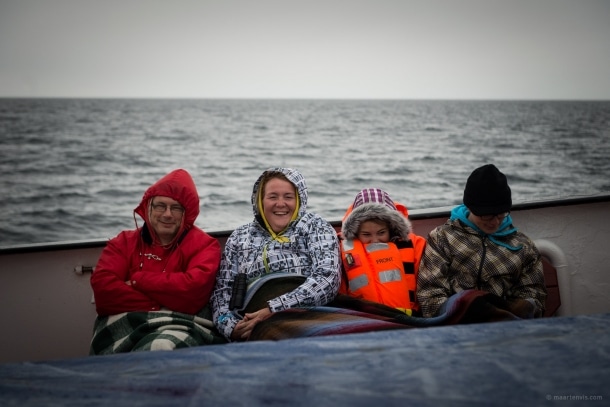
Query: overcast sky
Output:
[[1, 0, 609, 100]]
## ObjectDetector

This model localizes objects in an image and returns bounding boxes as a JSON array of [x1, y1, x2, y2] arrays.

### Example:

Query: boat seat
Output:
[[534, 239, 568, 317], [541, 255, 561, 317]]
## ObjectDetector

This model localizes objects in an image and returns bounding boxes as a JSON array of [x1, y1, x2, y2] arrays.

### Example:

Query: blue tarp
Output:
[[1, 313, 608, 407]]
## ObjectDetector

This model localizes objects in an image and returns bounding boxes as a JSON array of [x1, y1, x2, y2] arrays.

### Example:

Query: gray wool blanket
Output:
[[90, 307, 227, 355]]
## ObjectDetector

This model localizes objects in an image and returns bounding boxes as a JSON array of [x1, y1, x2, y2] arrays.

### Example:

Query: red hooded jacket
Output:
[[91, 169, 221, 316]]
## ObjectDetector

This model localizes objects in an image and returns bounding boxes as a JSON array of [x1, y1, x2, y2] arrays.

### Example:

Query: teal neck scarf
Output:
[[450, 204, 522, 251]]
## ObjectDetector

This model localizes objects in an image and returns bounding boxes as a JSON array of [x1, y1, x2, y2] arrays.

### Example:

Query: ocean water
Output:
[[1, 98, 609, 247]]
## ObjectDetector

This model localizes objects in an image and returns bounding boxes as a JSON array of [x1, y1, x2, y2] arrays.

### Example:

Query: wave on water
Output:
[[1, 98, 609, 246]]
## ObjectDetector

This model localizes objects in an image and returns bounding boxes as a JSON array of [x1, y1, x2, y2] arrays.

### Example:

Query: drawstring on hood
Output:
[[257, 187, 299, 243], [251, 167, 307, 240], [450, 204, 522, 251], [251, 168, 308, 273]]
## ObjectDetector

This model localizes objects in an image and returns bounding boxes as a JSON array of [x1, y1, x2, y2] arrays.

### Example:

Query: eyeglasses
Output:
[[151, 202, 184, 215], [478, 212, 510, 221]]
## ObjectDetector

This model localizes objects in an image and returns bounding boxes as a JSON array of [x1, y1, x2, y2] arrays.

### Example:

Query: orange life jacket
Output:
[[339, 238, 419, 315]]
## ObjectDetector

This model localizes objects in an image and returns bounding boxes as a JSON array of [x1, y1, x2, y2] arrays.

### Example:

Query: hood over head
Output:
[[251, 167, 308, 226], [134, 169, 200, 241], [342, 188, 412, 241]]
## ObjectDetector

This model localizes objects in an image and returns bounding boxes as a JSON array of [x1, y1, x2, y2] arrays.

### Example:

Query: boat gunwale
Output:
[[2, 194, 609, 255]]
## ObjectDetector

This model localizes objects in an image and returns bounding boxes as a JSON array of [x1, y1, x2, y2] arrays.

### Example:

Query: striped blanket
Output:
[[90, 306, 227, 355], [90, 275, 536, 352]]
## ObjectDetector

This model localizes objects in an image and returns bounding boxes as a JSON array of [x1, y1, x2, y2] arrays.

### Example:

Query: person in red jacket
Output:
[[90, 169, 225, 355]]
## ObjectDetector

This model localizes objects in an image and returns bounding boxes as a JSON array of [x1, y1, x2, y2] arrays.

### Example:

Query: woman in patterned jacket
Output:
[[211, 167, 341, 341]]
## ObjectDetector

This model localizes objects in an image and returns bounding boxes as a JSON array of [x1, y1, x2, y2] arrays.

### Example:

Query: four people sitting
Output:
[[90, 164, 549, 353]]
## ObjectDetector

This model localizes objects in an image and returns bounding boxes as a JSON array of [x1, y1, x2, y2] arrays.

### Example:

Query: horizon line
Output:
[[1, 96, 609, 102]]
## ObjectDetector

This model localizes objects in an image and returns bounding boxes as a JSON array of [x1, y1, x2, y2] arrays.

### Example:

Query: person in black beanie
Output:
[[416, 164, 547, 318]]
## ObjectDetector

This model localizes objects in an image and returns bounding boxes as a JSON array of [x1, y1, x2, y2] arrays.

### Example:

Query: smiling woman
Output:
[[258, 173, 299, 234], [210, 167, 342, 342]]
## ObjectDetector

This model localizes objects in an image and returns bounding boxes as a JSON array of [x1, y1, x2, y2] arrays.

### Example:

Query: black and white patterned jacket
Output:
[[211, 167, 341, 340]]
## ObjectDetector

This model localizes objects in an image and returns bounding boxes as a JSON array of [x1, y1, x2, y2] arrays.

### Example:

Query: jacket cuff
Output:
[[267, 298, 283, 313]]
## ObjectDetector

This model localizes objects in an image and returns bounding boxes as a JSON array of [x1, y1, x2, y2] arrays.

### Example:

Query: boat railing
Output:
[[2, 194, 608, 255]]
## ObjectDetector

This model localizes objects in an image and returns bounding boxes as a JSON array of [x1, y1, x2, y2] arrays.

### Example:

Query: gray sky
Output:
[[1, 0, 609, 100]]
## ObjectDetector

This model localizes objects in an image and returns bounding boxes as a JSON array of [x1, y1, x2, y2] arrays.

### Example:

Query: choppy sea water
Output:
[[1, 98, 609, 247]]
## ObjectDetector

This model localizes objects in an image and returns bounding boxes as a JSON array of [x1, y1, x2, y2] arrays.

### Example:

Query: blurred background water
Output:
[[1, 98, 609, 246]]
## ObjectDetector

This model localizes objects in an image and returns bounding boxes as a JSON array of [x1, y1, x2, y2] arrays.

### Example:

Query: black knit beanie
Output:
[[463, 164, 512, 216]]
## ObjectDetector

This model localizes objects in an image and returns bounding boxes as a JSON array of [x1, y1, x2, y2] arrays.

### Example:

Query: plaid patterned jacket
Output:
[[417, 216, 547, 318]]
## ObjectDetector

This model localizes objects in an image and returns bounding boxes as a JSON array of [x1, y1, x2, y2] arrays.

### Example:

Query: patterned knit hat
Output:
[[342, 188, 411, 240], [352, 188, 397, 211]]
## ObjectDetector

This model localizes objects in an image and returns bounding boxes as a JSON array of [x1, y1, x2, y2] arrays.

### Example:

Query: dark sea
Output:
[[1, 98, 609, 247]]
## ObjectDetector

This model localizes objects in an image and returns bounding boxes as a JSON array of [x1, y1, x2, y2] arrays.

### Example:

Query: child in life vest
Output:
[[339, 188, 427, 316]]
